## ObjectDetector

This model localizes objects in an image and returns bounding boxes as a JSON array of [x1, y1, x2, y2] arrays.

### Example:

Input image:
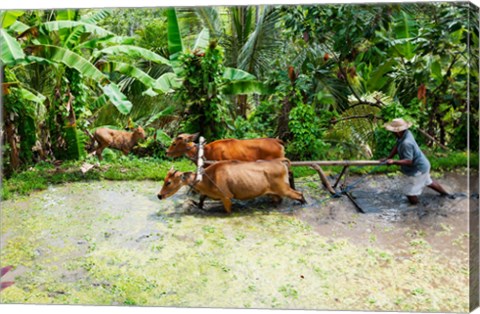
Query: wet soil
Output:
[[296, 171, 478, 255], [1, 171, 477, 311]]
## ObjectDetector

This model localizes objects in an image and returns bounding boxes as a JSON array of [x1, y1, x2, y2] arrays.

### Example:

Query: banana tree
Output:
[[1, 9, 174, 168]]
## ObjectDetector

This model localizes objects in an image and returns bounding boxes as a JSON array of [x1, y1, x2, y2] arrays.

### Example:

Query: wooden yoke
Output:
[[195, 136, 206, 183]]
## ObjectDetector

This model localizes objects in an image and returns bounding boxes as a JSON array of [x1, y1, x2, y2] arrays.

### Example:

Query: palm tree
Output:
[[181, 6, 284, 118]]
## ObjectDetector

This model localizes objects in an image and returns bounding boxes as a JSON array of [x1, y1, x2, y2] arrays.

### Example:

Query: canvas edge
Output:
[[469, 1, 480, 312]]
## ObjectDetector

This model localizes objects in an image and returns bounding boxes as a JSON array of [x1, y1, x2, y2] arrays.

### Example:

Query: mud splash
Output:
[[0, 172, 476, 311]]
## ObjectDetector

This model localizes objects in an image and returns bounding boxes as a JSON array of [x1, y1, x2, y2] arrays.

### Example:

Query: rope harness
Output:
[[187, 168, 231, 199]]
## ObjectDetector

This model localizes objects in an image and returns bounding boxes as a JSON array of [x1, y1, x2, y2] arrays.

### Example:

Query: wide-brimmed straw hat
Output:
[[383, 118, 413, 132]]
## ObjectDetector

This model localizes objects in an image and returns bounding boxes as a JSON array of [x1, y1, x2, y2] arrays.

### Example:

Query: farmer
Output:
[[382, 118, 450, 205]]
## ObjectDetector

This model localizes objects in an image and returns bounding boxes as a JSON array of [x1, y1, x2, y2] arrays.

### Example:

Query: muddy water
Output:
[[0, 172, 477, 311], [295, 171, 478, 255]]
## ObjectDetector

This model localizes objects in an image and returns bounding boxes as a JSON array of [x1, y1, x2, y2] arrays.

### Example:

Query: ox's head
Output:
[[157, 167, 191, 200], [134, 126, 146, 140], [166, 133, 199, 158]]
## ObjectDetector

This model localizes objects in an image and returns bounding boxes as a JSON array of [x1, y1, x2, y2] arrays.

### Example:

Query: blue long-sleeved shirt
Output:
[[397, 130, 430, 176]]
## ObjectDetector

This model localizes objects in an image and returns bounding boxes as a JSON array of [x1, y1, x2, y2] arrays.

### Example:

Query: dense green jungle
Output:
[[1, 3, 478, 180]]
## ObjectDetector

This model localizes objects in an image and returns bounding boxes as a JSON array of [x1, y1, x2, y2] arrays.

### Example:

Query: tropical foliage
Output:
[[1, 3, 478, 176]]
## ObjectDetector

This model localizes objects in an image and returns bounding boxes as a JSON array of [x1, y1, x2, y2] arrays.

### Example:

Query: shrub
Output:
[[287, 103, 330, 160]]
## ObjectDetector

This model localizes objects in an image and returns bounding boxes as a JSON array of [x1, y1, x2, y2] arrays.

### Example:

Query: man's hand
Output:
[[386, 159, 396, 165]]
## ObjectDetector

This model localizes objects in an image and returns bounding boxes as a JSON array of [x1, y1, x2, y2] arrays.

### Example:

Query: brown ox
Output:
[[166, 133, 285, 162], [157, 158, 306, 214], [93, 126, 146, 161]]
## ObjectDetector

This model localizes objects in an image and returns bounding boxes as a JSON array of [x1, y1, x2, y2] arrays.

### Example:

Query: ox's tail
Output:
[[85, 129, 98, 154], [279, 158, 295, 189]]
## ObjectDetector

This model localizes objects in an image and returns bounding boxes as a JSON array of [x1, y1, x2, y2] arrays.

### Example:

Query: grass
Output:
[[2, 156, 193, 200], [2, 150, 476, 200]]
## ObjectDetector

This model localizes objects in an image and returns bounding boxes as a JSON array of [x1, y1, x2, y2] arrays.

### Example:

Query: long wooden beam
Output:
[[204, 160, 383, 166], [290, 160, 383, 167]]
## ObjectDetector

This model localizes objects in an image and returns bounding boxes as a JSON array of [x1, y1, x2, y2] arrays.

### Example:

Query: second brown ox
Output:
[[157, 158, 306, 213], [166, 133, 285, 162]]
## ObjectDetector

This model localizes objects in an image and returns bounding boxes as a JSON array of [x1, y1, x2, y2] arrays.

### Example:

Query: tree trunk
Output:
[[4, 113, 20, 171], [277, 96, 293, 141], [237, 95, 248, 118]]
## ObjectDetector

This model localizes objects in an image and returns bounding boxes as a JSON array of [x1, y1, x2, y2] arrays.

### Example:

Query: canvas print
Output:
[[0, 1, 479, 312]]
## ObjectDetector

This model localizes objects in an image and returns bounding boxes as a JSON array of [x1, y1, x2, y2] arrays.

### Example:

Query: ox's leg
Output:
[[192, 195, 206, 209], [198, 195, 206, 209], [284, 189, 307, 205], [288, 170, 295, 189], [96, 144, 106, 161], [221, 197, 233, 214], [269, 195, 283, 205]]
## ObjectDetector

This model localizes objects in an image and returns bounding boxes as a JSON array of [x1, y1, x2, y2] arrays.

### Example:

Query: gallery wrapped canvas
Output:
[[1, 0, 479, 313]]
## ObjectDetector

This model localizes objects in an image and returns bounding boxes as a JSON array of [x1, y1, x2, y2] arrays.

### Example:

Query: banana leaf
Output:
[[75, 35, 134, 50], [31, 45, 133, 114], [220, 80, 272, 95], [102, 83, 133, 115], [40, 21, 114, 37], [95, 45, 171, 66], [9, 20, 30, 34], [0, 29, 25, 66], [223, 67, 256, 81], [156, 72, 182, 92], [56, 10, 77, 21], [366, 59, 395, 91], [63, 26, 86, 48], [166, 8, 183, 59], [392, 11, 417, 59], [0, 10, 24, 28], [37, 45, 107, 83], [17, 87, 46, 104], [105, 62, 172, 93]]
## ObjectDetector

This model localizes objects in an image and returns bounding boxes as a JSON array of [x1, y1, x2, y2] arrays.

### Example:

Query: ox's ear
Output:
[[186, 133, 199, 143], [168, 166, 175, 174]]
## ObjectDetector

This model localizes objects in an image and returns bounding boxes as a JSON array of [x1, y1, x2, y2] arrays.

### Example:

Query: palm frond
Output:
[[195, 7, 223, 40], [326, 91, 392, 158], [238, 6, 283, 77]]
